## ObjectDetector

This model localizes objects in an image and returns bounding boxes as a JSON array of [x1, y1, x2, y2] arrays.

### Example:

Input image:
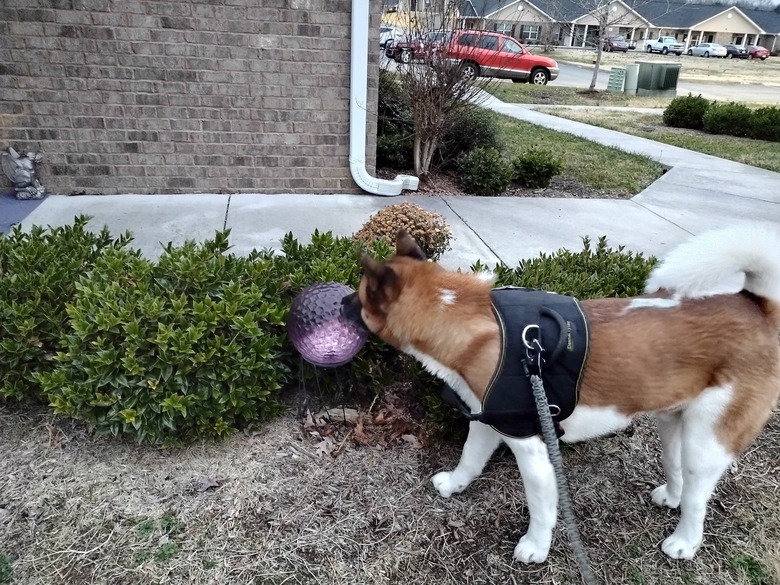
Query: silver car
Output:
[[687, 42, 727, 58]]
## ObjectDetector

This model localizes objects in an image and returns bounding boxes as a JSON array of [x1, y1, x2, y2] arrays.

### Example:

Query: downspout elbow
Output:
[[350, 0, 419, 196]]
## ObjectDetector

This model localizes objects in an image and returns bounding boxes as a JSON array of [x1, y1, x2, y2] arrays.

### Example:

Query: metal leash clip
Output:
[[521, 324, 544, 376]]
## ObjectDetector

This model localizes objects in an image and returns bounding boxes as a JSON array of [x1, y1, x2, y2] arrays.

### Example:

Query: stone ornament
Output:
[[1, 147, 46, 200]]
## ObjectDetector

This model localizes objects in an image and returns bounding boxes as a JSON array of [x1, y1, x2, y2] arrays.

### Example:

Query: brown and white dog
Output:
[[343, 225, 780, 563]]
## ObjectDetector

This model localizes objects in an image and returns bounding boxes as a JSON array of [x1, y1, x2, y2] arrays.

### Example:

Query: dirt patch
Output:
[[378, 168, 630, 199], [2, 388, 779, 585]]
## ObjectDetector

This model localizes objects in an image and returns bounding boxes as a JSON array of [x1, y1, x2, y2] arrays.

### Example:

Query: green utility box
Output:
[[634, 61, 682, 97], [606, 66, 626, 92]]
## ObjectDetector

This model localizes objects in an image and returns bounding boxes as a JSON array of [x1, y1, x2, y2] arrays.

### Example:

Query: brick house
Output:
[[0, 0, 393, 195]]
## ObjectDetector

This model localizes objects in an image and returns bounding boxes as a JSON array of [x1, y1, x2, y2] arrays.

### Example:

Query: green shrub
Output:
[[377, 70, 414, 168], [512, 148, 563, 188], [377, 126, 413, 169], [702, 102, 753, 137], [436, 107, 501, 169], [37, 232, 289, 443], [457, 147, 514, 196], [0, 216, 131, 401], [351, 202, 452, 261], [749, 106, 780, 142], [487, 235, 656, 298], [662, 93, 711, 130], [0, 554, 11, 585]]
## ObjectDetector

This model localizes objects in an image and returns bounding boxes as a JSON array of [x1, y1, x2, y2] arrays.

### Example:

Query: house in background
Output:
[[458, 0, 556, 43], [397, 0, 780, 52], [637, 1, 780, 52]]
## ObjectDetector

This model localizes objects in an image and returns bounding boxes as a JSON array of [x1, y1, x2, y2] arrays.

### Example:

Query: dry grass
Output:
[[551, 48, 780, 85], [2, 389, 779, 585], [538, 108, 780, 174], [490, 83, 672, 108]]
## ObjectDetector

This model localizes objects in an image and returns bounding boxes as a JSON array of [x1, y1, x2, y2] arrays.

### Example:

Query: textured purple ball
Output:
[[288, 282, 368, 367]]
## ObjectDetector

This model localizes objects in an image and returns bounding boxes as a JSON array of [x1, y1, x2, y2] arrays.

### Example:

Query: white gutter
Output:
[[350, 0, 418, 195]]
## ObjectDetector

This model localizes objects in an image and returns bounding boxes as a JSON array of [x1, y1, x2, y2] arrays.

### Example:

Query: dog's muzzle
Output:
[[341, 292, 369, 333]]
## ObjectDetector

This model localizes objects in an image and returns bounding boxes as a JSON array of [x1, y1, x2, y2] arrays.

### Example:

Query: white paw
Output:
[[661, 534, 700, 560], [431, 471, 467, 498], [513, 534, 551, 564], [651, 484, 681, 509]]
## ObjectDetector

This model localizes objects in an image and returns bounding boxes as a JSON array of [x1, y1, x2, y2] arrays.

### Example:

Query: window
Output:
[[477, 35, 499, 50], [458, 33, 478, 47], [502, 38, 523, 54], [519, 24, 541, 41], [495, 22, 514, 36]]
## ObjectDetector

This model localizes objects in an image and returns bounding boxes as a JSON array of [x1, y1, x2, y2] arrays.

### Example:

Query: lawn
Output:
[[485, 83, 780, 174], [538, 108, 780, 174], [493, 111, 664, 195], [490, 82, 671, 108], [3, 373, 779, 585]]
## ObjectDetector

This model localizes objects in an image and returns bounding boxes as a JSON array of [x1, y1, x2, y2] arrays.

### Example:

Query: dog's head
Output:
[[341, 230, 440, 348], [342, 229, 495, 356]]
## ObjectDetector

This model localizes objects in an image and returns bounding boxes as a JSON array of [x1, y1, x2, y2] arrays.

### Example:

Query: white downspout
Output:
[[350, 0, 419, 195]]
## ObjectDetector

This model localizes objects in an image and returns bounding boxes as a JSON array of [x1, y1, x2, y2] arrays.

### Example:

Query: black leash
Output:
[[523, 325, 597, 585]]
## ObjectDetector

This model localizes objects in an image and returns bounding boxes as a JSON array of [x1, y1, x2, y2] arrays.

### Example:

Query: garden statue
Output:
[[1, 147, 46, 200]]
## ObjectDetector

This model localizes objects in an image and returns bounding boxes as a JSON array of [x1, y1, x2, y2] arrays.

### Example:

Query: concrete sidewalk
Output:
[[7, 95, 780, 269]]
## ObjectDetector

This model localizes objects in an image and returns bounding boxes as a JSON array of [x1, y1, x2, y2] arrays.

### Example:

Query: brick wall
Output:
[[0, 0, 380, 195]]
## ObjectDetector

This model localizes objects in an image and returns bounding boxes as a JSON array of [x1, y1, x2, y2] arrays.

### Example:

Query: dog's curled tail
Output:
[[645, 224, 780, 325]]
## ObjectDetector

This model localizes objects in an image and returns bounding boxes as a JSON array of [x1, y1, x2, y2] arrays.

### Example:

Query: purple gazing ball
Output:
[[288, 282, 368, 368]]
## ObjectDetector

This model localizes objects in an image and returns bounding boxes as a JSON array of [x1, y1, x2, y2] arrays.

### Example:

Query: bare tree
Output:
[[543, 0, 671, 90], [381, 1, 525, 178]]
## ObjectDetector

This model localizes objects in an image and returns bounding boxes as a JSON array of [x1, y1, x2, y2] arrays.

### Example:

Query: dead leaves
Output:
[[302, 392, 425, 458]]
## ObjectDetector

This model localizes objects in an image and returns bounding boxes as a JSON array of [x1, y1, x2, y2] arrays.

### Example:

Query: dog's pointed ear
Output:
[[360, 252, 384, 277], [359, 252, 400, 306], [396, 229, 427, 261]]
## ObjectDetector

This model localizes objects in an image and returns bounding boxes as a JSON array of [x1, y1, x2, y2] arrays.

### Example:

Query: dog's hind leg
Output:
[[506, 436, 557, 564], [432, 421, 502, 498], [651, 411, 683, 509], [661, 385, 735, 560]]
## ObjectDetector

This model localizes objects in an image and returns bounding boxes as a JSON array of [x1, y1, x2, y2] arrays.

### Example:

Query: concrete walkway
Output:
[[5, 95, 779, 270]]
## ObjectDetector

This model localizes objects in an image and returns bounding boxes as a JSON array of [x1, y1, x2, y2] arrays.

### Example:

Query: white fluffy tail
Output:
[[645, 224, 780, 305]]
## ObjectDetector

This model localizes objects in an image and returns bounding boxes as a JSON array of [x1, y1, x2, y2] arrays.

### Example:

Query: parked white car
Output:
[[380, 26, 403, 48], [687, 42, 727, 58], [645, 36, 684, 55]]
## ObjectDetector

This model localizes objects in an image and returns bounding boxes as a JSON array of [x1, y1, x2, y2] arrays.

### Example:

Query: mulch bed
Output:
[[377, 167, 628, 199]]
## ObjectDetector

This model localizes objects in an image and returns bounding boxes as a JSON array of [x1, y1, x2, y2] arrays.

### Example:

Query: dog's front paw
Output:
[[651, 484, 681, 509], [431, 471, 467, 498], [661, 534, 701, 560], [513, 534, 550, 564]]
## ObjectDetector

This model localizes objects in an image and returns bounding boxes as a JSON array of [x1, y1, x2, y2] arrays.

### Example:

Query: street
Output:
[[380, 52, 780, 104]]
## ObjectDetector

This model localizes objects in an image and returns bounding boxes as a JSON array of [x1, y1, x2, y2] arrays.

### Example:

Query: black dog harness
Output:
[[441, 287, 590, 438]]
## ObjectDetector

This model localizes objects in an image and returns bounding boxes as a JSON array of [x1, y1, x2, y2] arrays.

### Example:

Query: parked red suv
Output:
[[443, 30, 559, 84]]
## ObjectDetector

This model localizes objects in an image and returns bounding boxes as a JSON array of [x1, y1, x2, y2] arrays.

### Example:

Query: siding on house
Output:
[[0, 0, 380, 195], [574, 4, 646, 28], [686, 8, 763, 44]]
